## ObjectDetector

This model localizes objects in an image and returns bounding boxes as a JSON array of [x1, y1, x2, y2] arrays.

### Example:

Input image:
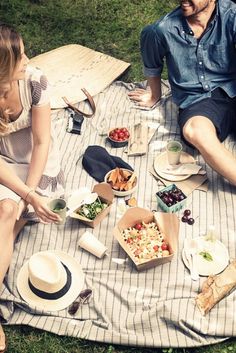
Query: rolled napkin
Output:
[[196, 260, 236, 315], [160, 163, 206, 176], [82, 145, 133, 182]]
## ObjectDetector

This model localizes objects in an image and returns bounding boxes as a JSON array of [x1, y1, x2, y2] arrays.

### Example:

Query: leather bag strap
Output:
[[62, 88, 96, 117]]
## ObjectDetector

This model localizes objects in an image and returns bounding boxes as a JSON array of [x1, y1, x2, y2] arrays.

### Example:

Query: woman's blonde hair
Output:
[[0, 23, 22, 133]]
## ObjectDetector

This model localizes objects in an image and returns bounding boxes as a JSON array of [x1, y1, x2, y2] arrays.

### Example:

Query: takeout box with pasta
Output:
[[113, 207, 179, 271], [68, 182, 114, 228]]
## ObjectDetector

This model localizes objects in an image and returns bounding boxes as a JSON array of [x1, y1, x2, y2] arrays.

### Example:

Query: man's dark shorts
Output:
[[178, 88, 236, 143]]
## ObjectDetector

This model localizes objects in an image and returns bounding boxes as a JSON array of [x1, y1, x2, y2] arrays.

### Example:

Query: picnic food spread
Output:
[[68, 131, 233, 314]]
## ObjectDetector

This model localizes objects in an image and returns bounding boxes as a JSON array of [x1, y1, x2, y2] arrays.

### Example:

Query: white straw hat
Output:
[[17, 250, 85, 311]]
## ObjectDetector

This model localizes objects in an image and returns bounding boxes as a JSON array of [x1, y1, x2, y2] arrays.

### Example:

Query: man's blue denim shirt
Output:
[[141, 0, 236, 108]]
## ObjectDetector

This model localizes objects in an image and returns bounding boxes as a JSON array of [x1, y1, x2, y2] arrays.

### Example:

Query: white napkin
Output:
[[66, 188, 98, 216], [160, 163, 206, 176]]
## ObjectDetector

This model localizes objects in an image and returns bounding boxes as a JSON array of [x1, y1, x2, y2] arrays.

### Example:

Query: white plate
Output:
[[153, 151, 195, 181], [182, 236, 229, 276]]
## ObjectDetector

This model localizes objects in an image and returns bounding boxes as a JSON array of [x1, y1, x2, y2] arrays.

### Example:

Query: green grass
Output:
[[4, 325, 236, 353], [0, 0, 178, 81], [1, 0, 236, 352]]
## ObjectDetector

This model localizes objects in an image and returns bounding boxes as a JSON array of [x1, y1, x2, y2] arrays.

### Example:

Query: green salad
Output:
[[76, 197, 108, 220]]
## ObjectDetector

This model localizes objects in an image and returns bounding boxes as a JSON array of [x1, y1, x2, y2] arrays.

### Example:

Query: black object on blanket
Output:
[[82, 145, 133, 182], [66, 110, 84, 135]]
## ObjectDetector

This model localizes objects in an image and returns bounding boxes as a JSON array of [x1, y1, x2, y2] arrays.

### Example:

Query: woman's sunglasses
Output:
[[68, 288, 92, 315]]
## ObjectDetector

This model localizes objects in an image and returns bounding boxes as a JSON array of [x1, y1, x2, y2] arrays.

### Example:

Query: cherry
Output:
[[157, 186, 186, 207], [184, 209, 191, 216], [187, 218, 195, 225], [181, 215, 189, 223]]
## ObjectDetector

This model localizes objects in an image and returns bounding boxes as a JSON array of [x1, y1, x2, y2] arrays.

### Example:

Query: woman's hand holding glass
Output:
[[17, 191, 62, 224]]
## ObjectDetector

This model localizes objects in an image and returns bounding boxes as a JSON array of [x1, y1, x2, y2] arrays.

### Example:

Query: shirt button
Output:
[[205, 85, 209, 89], [199, 61, 203, 65], [200, 75, 204, 79]]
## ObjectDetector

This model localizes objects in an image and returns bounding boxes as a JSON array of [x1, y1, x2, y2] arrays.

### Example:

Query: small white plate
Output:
[[153, 151, 195, 181], [182, 236, 229, 276]]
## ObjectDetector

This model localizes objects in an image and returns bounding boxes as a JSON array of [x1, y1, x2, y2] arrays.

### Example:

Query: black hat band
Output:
[[28, 263, 72, 300]]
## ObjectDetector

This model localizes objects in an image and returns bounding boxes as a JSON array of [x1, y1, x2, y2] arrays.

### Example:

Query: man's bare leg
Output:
[[183, 116, 236, 185]]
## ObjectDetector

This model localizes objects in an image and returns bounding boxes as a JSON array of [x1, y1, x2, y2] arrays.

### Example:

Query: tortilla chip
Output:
[[107, 168, 136, 192]]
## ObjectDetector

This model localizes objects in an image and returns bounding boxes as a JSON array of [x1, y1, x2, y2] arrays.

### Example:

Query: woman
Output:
[[0, 23, 65, 352]]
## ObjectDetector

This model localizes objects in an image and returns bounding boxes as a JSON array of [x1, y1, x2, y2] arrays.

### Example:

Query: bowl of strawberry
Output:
[[108, 127, 130, 147]]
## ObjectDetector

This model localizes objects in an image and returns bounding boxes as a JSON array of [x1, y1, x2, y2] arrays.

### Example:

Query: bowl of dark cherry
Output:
[[156, 184, 187, 213]]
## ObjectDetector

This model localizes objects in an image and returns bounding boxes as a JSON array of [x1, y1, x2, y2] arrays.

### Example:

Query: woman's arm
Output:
[[0, 157, 60, 223], [25, 103, 51, 190], [0, 157, 31, 198]]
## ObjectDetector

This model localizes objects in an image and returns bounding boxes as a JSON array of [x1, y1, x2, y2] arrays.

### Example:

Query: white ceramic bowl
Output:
[[104, 168, 138, 197]]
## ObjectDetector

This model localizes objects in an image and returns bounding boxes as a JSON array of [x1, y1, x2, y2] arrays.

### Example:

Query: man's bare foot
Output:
[[0, 324, 6, 352]]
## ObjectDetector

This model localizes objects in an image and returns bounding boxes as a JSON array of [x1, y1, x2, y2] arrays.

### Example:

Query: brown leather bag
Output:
[[62, 88, 96, 118]]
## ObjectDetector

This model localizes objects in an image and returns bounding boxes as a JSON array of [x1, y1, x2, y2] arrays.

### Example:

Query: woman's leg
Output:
[[0, 325, 5, 352], [13, 218, 27, 240], [0, 199, 21, 351]]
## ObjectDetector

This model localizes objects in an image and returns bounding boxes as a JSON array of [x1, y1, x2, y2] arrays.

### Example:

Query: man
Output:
[[128, 0, 236, 185]]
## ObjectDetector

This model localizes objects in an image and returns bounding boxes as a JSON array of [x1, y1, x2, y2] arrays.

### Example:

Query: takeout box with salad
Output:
[[68, 182, 114, 228], [113, 207, 179, 271]]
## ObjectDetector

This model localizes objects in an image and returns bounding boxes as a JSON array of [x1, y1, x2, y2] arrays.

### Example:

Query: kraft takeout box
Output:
[[70, 182, 114, 228], [113, 207, 179, 271]]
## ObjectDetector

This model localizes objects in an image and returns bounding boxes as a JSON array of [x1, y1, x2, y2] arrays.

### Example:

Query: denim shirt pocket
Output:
[[206, 42, 233, 71]]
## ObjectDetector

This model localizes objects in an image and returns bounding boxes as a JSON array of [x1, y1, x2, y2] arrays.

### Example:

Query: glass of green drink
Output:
[[166, 140, 182, 165], [48, 198, 67, 225]]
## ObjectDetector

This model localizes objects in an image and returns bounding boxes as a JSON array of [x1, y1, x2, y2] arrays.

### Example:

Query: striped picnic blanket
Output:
[[1, 81, 235, 348]]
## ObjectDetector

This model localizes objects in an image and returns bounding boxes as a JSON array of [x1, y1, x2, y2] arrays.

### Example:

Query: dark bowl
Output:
[[107, 127, 130, 148]]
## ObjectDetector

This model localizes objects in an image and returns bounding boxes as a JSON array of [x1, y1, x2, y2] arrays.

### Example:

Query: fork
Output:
[[185, 238, 199, 281]]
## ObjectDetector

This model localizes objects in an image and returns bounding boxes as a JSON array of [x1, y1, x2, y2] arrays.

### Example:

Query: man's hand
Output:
[[128, 88, 159, 108], [128, 77, 162, 108]]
